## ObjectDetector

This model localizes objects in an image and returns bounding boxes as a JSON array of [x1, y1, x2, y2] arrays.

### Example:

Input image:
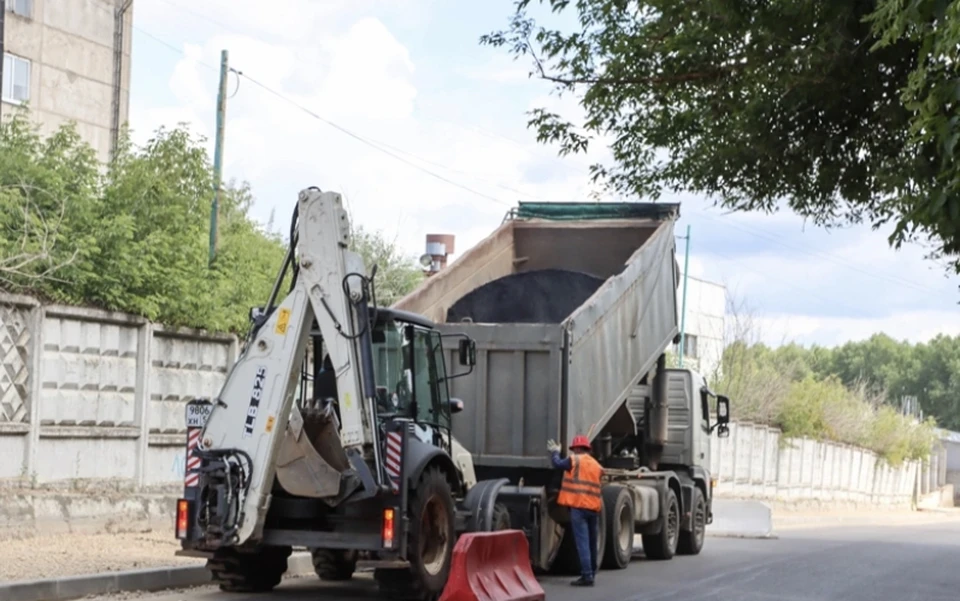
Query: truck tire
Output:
[[548, 504, 607, 575], [641, 487, 679, 560], [206, 545, 292, 593], [311, 548, 357, 581], [374, 466, 456, 600], [601, 485, 634, 570], [677, 486, 706, 555]]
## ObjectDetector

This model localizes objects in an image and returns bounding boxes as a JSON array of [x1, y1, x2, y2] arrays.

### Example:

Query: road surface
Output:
[[90, 519, 960, 601]]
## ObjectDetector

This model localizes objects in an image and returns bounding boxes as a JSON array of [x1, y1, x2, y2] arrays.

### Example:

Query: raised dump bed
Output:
[[393, 202, 681, 475]]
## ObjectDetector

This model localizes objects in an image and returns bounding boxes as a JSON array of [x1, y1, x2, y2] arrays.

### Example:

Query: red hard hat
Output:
[[570, 435, 591, 451]]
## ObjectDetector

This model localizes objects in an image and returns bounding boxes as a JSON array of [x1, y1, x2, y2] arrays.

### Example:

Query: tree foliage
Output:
[[0, 113, 424, 333], [348, 224, 425, 306], [482, 0, 960, 276], [711, 329, 957, 465]]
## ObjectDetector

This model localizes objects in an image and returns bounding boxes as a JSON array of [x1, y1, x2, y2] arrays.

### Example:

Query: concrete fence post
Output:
[[24, 303, 45, 481], [134, 322, 153, 489], [729, 422, 739, 495]]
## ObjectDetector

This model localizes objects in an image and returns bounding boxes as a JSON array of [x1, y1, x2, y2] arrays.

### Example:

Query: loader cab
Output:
[[369, 309, 475, 434]]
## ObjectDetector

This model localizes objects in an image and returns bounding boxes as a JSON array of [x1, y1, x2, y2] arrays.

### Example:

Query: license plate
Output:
[[185, 400, 213, 428]]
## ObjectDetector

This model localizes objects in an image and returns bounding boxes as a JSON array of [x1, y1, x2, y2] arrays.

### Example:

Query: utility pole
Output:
[[209, 49, 229, 267], [678, 224, 691, 368]]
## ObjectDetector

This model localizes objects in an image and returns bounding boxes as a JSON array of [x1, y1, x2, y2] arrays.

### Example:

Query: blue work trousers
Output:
[[570, 507, 599, 581]]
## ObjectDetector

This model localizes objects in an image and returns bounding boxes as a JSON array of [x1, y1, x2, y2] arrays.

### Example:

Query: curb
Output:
[[706, 531, 779, 540], [0, 554, 314, 601]]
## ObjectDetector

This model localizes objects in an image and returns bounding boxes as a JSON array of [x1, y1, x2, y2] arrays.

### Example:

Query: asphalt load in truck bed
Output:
[[445, 268, 604, 324]]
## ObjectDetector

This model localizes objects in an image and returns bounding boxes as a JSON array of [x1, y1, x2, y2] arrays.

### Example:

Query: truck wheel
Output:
[[677, 486, 706, 555], [311, 548, 357, 581], [375, 466, 455, 600], [601, 485, 635, 570], [641, 488, 679, 560], [206, 545, 291, 593], [548, 504, 607, 576]]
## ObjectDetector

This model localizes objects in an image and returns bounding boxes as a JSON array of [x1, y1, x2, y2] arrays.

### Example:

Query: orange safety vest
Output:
[[557, 453, 603, 512]]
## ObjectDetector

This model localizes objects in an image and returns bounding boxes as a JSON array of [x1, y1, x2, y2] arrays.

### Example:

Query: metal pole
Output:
[[209, 49, 228, 267], [678, 224, 691, 368]]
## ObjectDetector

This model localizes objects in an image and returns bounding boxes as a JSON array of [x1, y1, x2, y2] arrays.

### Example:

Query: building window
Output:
[[4, 0, 32, 18], [682, 334, 699, 359], [2, 54, 31, 104]]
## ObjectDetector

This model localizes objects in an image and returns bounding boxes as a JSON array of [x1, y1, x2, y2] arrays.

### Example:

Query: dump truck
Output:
[[392, 201, 731, 571], [174, 189, 731, 601]]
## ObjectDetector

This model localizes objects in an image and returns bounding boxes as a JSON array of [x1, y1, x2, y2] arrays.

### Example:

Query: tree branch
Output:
[[0, 181, 78, 289], [525, 33, 734, 87]]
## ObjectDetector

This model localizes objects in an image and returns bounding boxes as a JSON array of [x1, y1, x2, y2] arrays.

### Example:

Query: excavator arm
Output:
[[193, 188, 384, 546]]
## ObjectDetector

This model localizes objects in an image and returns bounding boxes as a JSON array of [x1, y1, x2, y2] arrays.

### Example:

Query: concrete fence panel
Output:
[[0, 293, 936, 508], [709, 420, 923, 507], [0, 294, 238, 492]]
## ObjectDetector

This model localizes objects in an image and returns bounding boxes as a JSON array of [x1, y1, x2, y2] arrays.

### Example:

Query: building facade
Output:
[[1, 0, 133, 163], [672, 272, 726, 380]]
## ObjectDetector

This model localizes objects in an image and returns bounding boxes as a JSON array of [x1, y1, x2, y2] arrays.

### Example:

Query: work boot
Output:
[[570, 577, 594, 587]]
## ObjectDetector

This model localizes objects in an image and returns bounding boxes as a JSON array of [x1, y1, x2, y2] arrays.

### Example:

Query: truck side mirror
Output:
[[717, 423, 730, 438], [716, 395, 730, 427], [449, 398, 464, 414], [458, 339, 476, 366]]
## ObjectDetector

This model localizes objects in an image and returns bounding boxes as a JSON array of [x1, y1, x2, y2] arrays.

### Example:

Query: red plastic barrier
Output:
[[439, 529, 546, 601]]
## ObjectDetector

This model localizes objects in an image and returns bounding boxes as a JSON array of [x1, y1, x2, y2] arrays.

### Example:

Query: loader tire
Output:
[[206, 545, 291, 593], [641, 487, 680, 560], [311, 548, 357, 581], [375, 466, 456, 600], [491, 502, 512, 530]]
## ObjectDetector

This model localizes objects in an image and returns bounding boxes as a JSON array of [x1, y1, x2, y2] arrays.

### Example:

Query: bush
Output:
[[714, 339, 938, 465]]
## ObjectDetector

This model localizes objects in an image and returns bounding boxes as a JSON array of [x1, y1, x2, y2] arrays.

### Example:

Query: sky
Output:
[[126, 0, 960, 349]]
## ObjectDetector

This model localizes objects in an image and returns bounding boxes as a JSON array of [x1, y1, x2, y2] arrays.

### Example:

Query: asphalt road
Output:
[[93, 520, 960, 601]]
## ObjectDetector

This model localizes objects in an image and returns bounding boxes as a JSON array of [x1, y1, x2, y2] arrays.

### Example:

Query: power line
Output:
[[704, 247, 873, 317], [691, 209, 943, 294], [124, 3, 954, 297], [145, 0, 560, 203], [232, 72, 511, 207], [107, 6, 513, 207]]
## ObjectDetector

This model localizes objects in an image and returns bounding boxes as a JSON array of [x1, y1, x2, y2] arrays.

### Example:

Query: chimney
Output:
[[421, 234, 455, 276]]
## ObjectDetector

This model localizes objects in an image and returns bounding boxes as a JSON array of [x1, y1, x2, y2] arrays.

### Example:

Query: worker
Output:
[[548, 435, 604, 587]]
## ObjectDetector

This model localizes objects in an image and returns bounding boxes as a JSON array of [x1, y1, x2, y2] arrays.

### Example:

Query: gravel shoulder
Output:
[[0, 529, 201, 583]]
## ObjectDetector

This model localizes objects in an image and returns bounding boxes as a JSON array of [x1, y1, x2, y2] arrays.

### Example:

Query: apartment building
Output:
[[1, 0, 133, 163], [672, 272, 726, 379]]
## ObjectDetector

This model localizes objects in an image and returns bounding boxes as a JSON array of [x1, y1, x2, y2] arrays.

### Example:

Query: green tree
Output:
[[482, 0, 960, 277], [347, 223, 425, 307], [704, 296, 940, 463], [0, 112, 424, 333]]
